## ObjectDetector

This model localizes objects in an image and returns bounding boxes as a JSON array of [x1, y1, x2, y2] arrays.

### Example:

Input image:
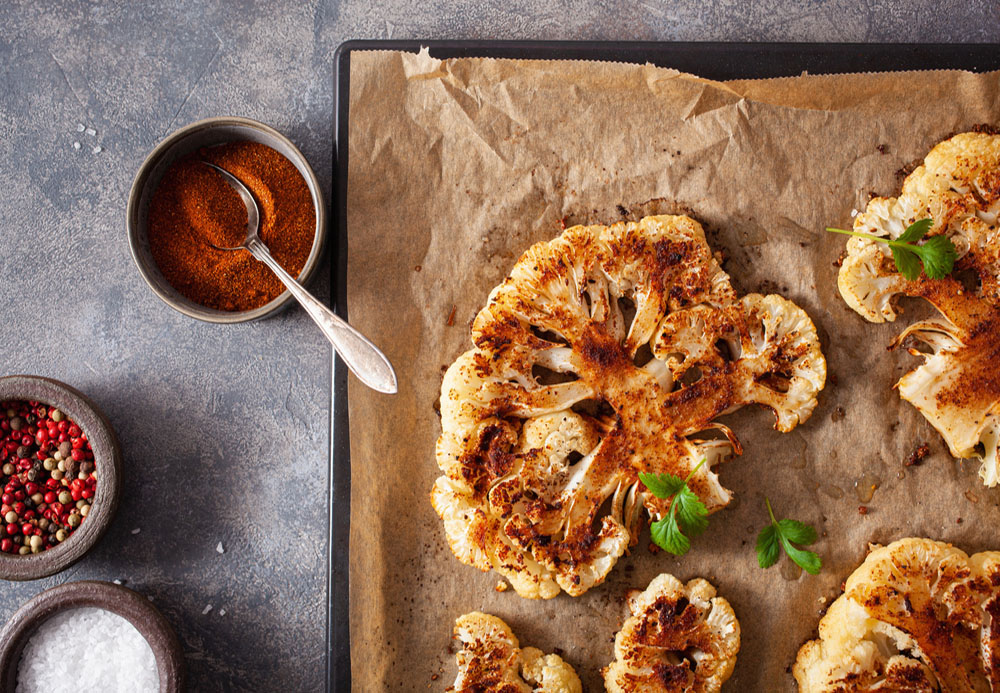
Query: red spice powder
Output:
[[147, 140, 316, 312]]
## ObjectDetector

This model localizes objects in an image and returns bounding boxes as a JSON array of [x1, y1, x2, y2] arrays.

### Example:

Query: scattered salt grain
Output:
[[202, 604, 212, 615], [218, 608, 226, 616], [15, 607, 157, 693], [72, 141, 80, 150], [131, 528, 140, 535], [84, 127, 96, 136], [216, 541, 224, 554], [112, 579, 122, 585], [92, 145, 102, 154], [850, 208, 859, 217], [76, 123, 85, 132]]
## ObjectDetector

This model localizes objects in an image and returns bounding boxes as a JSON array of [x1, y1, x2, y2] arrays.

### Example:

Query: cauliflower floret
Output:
[[837, 132, 1000, 487], [603, 573, 740, 692], [433, 215, 827, 598], [794, 538, 1000, 692], [452, 612, 581, 693]]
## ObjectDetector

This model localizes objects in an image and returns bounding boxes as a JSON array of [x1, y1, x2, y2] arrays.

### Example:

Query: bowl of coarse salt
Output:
[[0, 580, 183, 692]]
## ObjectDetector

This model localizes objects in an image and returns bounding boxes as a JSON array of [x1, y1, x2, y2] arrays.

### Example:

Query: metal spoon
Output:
[[203, 162, 397, 394]]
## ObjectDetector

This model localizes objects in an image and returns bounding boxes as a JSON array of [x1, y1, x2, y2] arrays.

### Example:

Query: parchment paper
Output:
[[345, 50, 1000, 690]]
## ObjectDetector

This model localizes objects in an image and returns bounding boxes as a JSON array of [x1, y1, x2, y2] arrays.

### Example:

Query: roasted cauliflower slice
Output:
[[836, 132, 1000, 486], [603, 573, 740, 692], [433, 215, 826, 599], [794, 538, 1000, 692], [452, 611, 581, 693]]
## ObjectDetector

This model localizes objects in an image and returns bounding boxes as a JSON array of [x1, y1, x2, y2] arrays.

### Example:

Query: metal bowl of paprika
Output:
[[126, 116, 327, 323], [0, 375, 123, 581]]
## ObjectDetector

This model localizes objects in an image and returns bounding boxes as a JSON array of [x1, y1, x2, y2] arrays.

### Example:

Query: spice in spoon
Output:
[[147, 140, 316, 312]]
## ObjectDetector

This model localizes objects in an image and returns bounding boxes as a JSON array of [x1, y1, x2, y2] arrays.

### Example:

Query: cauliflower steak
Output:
[[452, 611, 582, 692], [604, 573, 740, 692], [837, 132, 1000, 486], [433, 215, 826, 598], [794, 538, 1000, 692]]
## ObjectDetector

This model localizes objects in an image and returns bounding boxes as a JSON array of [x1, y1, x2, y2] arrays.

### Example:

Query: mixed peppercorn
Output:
[[0, 401, 97, 554]]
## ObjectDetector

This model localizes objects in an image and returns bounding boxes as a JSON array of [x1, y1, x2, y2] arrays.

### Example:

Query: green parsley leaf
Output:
[[826, 218, 956, 281], [674, 487, 708, 536], [755, 525, 780, 569], [637, 471, 685, 500], [640, 459, 708, 556], [756, 498, 822, 575]]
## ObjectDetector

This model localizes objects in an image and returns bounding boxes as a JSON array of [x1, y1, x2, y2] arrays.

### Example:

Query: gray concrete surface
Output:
[[0, 1, 996, 690]]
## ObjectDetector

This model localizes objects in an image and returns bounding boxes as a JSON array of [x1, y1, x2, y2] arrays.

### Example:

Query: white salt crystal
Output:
[[84, 127, 96, 136], [92, 145, 102, 154], [15, 607, 157, 693], [216, 541, 224, 554], [76, 123, 85, 132], [72, 141, 80, 150], [850, 208, 859, 217], [202, 604, 212, 615], [218, 608, 226, 616], [131, 527, 140, 534], [112, 579, 121, 584]]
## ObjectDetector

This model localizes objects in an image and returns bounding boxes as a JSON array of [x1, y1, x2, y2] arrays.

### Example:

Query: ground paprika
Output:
[[147, 140, 316, 312]]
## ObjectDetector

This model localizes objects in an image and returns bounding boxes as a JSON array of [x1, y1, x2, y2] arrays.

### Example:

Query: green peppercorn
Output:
[[58, 491, 71, 505], [4, 511, 17, 524], [30, 493, 43, 505], [9, 417, 22, 431], [2, 464, 13, 476], [25, 468, 38, 482], [67, 514, 81, 528], [55, 529, 67, 541], [43, 458, 56, 471], [79, 504, 90, 517], [5, 408, 15, 419], [51, 409, 64, 422], [51, 470, 63, 481], [75, 499, 85, 509], [38, 518, 49, 530], [18, 546, 29, 555], [57, 460, 66, 473]]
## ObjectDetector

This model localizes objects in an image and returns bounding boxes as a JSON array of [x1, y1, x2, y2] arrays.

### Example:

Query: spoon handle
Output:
[[245, 238, 398, 394]]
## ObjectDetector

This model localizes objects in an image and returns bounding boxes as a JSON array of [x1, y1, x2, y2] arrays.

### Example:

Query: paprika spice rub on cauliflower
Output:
[[432, 215, 826, 599], [837, 132, 1000, 487], [604, 573, 740, 693], [451, 611, 582, 693], [794, 538, 1000, 692]]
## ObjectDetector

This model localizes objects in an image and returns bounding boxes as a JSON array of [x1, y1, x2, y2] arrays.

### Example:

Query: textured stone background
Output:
[[0, 1, 996, 691]]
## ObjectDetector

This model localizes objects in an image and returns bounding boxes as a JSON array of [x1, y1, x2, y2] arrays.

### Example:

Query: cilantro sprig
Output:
[[756, 498, 821, 575], [639, 458, 708, 556], [826, 218, 957, 280]]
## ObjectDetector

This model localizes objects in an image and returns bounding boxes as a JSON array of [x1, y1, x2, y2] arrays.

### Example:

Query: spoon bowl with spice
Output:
[[202, 162, 397, 394]]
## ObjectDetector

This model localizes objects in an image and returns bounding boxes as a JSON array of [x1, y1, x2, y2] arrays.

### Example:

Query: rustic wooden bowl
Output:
[[0, 580, 183, 692], [0, 376, 123, 580]]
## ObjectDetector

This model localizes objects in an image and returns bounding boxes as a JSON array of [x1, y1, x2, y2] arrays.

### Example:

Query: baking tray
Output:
[[327, 40, 1000, 692]]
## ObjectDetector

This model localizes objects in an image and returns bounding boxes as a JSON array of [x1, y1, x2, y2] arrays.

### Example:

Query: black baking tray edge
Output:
[[327, 40, 1000, 692]]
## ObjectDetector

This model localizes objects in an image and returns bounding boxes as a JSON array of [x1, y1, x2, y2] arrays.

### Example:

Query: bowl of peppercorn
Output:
[[0, 376, 123, 580], [126, 116, 327, 323]]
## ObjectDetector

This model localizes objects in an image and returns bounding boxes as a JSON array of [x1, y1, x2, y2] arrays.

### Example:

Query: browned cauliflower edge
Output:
[[450, 611, 582, 693], [604, 573, 740, 692], [836, 132, 1000, 486], [433, 214, 826, 598], [794, 537, 1000, 692]]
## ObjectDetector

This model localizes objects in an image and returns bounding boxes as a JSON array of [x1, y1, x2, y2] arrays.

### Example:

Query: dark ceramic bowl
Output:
[[0, 376, 122, 580], [126, 116, 327, 323], [0, 580, 183, 692]]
